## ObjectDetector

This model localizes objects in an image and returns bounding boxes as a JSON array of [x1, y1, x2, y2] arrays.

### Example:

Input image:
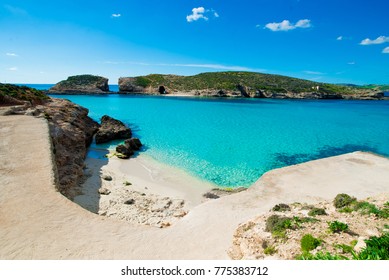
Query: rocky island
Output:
[[119, 71, 384, 100], [48, 74, 110, 94]]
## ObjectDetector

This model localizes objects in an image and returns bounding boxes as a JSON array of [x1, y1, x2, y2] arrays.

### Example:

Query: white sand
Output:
[[1, 115, 389, 259]]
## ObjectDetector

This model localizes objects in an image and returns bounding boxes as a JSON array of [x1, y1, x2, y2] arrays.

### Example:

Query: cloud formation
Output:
[[186, 7, 219, 22], [265, 19, 311, 31], [6, 53, 18, 57], [8, 67, 18, 71], [360, 36, 389, 45], [383, 47, 389, 54], [111, 14, 121, 18], [337, 36, 343, 41]]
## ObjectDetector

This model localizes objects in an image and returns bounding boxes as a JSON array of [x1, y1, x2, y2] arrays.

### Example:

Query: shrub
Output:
[[300, 234, 322, 252], [355, 233, 389, 260], [308, 208, 327, 217], [333, 194, 356, 208], [272, 203, 291, 212], [265, 215, 292, 238], [328, 221, 349, 233]]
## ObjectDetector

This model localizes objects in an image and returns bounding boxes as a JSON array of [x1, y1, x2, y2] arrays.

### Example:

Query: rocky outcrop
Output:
[[118, 77, 149, 93], [95, 115, 132, 144], [115, 138, 143, 159], [48, 75, 109, 94], [41, 98, 100, 197]]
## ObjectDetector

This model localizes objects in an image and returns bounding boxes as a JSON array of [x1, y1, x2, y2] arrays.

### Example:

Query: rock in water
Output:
[[116, 144, 134, 159], [124, 138, 142, 150], [95, 115, 132, 144], [48, 75, 109, 94]]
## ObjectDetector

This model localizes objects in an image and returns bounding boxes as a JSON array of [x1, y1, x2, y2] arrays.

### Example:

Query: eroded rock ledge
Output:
[[47, 74, 110, 94]]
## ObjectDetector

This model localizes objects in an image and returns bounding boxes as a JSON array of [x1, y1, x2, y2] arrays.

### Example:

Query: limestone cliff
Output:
[[48, 74, 109, 94], [118, 72, 384, 100]]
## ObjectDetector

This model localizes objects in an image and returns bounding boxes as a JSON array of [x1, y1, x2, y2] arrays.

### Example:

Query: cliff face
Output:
[[118, 72, 384, 100], [41, 99, 99, 197], [1, 84, 99, 198], [48, 75, 109, 94]]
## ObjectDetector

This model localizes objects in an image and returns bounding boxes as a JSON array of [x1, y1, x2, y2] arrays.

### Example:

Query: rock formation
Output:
[[41, 98, 100, 197], [48, 75, 110, 94], [115, 138, 143, 159], [95, 115, 132, 144]]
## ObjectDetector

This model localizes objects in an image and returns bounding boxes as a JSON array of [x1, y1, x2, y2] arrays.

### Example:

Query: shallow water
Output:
[[51, 94, 389, 188]]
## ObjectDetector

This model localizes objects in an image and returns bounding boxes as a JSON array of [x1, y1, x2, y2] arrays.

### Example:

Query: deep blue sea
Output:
[[44, 93, 389, 188]]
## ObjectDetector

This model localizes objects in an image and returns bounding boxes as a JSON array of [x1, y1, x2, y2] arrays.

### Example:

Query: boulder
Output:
[[95, 115, 132, 144], [116, 144, 134, 159], [124, 138, 143, 151]]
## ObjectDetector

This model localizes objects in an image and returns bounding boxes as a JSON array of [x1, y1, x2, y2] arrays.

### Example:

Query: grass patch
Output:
[[328, 221, 349, 233], [300, 234, 322, 252], [308, 207, 327, 217], [264, 245, 277, 255], [272, 203, 291, 212], [333, 193, 356, 209], [297, 252, 349, 260], [265, 215, 293, 239], [354, 233, 389, 260]]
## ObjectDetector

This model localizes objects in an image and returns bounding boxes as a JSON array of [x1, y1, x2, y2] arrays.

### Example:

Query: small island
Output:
[[47, 74, 110, 94]]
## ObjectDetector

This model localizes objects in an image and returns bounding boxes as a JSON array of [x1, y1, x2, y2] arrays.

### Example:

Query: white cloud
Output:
[[383, 47, 389, 54], [187, 7, 208, 22], [111, 14, 121, 18], [8, 67, 18, 71], [348, 62, 356, 65], [304, 70, 324, 75], [360, 36, 389, 45], [337, 36, 343, 41], [6, 53, 18, 57], [265, 19, 311, 32], [186, 7, 219, 22]]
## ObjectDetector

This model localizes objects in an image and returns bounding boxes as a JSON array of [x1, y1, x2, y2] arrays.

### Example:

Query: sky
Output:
[[0, 0, 388, 85]]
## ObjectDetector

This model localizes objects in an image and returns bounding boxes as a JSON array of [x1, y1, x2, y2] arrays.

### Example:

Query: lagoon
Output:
[[51, 94, 389, 188]]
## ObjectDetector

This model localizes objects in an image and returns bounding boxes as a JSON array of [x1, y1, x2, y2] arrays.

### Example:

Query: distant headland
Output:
[[47, 72, 385, 100]]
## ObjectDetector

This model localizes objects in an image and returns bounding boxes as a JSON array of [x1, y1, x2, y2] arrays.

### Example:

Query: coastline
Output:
[[1, 114, 389, 259]]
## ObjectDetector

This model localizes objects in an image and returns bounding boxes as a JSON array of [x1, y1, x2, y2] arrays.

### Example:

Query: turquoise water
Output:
[[21, 84, 120, 92], [51, 94, 389, 188]]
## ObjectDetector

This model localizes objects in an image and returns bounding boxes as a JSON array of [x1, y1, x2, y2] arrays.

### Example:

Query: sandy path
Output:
[[1, 115, 389, 259]]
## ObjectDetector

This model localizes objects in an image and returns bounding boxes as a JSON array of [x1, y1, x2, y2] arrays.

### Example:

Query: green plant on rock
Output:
[[300, 234, 322, 252], [354, 233, 389, 260], [272, 203, 291, 212], [297, 251, 349, 260], [308, 207, 327, 217], [333, 193, 356, 209], [264, 245, 277, 255], [328, 220, 349, 233], [265, 215, 293, 238]]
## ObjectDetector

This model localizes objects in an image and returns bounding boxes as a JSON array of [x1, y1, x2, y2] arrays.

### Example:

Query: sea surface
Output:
[[47, 94, 389, 188]]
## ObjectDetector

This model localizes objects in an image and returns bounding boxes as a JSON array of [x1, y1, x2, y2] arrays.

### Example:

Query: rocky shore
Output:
[[47, 74, 110, 94]]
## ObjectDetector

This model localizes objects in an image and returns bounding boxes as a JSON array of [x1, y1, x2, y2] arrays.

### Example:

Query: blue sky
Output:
[[1, 0, 388, 84]]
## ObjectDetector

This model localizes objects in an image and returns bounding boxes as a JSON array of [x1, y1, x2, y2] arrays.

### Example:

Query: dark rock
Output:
[[272, 203, 291, 212], [102, 175, 113, 181], [203, 192, 220, 199], [95, 115, 132, 144], [124, 199, 135, 205], [124, 138, 142, 151], [158, 86, 166, 94], [116, 144, 134, 159]]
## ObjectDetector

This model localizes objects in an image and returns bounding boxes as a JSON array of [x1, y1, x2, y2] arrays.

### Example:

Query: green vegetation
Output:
[[333, 193, 356, 209], [58, 75, 105, 87], [123, 181, 132, 186], [264, 245, 277, 255], [328, 221, 349, 233], [0, 83, 49, 105], [298, 233, 389, 260], [300, 234, 322, 252], [272, 203, 291, 212], [355, 233, 389, 260], [265, 215, 293, 238], [130, 71, 368, 95], [308, 207, 327, 217], [337, 199, 389, 218]]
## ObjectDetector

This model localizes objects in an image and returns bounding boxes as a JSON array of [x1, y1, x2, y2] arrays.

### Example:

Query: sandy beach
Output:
[[1, 114, 389, 259]]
